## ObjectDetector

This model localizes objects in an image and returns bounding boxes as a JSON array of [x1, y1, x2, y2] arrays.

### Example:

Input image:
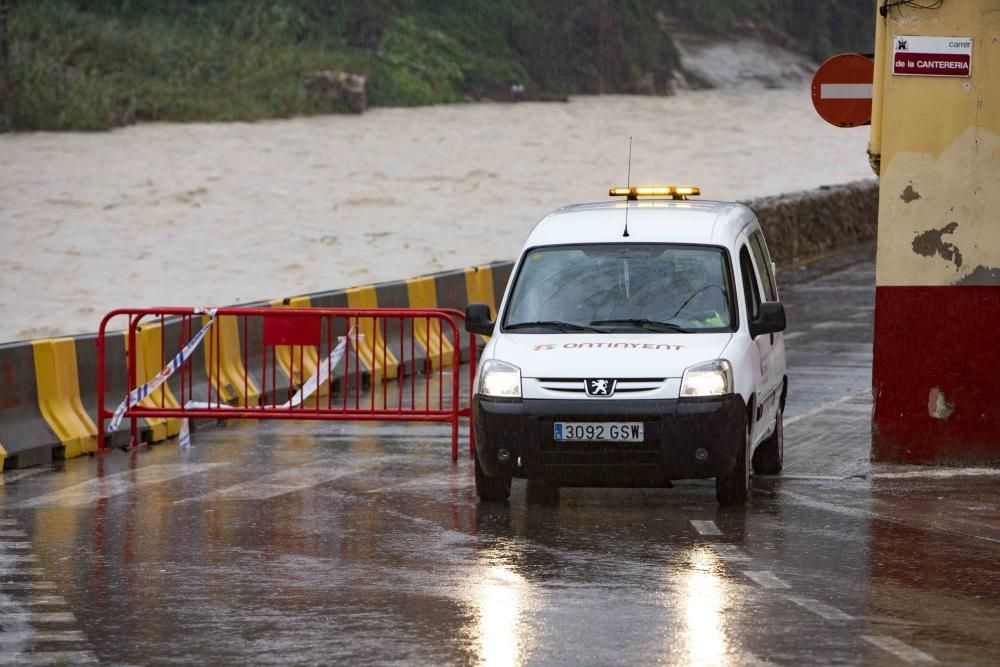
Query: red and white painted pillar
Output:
[[868, 1, 1000, 463]]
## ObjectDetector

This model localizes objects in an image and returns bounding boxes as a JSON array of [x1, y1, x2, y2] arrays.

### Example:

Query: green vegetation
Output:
[[0, 0, 873, 132]]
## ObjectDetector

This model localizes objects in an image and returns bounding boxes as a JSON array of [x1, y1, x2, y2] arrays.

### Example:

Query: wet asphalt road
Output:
[[2, 246, 1000, 666]]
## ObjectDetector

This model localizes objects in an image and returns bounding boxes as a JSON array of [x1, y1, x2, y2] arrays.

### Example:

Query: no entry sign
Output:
[[892, 35, 972, 77], [811, 53, 874, 128]]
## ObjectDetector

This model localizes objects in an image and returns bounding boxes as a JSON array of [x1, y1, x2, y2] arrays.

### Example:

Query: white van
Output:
[[465, 187, 787, 506]]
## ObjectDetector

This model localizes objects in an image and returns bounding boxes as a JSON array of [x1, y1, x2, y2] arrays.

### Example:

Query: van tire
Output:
[[716, 421, 751, 506], [752, 406, 784, 475], [475, 454, 511, 502]]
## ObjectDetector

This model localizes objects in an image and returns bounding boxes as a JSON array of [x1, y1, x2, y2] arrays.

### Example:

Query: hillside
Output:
[[0, 0, 874, 131]]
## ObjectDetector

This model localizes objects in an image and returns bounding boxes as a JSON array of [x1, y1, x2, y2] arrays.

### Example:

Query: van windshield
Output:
[[503, 244, 735, 333]]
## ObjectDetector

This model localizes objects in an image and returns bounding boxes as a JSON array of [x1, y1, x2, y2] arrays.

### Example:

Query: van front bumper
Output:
[[473, 395, 746, 486]]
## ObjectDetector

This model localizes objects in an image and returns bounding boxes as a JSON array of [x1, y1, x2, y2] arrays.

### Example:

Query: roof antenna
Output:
[[623, 136, 632, 238]]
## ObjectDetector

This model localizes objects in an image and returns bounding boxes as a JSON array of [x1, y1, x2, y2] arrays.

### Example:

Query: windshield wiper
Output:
[[589, 318, 690, 333], [505, 321, 604, 332]]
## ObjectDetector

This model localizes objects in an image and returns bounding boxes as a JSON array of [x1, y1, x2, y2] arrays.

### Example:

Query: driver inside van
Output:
[[589, 256, 728, 328]]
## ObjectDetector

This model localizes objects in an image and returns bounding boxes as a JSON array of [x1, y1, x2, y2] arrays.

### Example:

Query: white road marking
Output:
[[824, 401, 874, 414], [0, 631, 86, 644], [783, 331, 806, 340], [781, 488, 1000, 545], [0, 469, 50, 483], [17, 463, 229, 509], [0, 578, 91, 664], [779, 489, 873, 519], [689, 520, 722, 536], [177, 461, 379, 502], [743, 571, 791, 589], [778, 474, 866, 481], [0, 582, 57, 591], [0, 572, 47, 577], [875, 467, 1000, 480], [0, 567, 45, 577], [0, 596, 66, 607], [862, 635, 937, 663], [784, 390, 872, 427], [0, 530, 28, 537], [0, 651, 98, 664], [0, 554, 39, 563], [786, 595, 853, 620], [0, 612, 76, 623], [863, 615, 934, 628], [790, 365, 873, 377], [0, 519, 19, 526], [363, 470, 475, 495], [812, 321, 871, 329], [710, 544, 751, 562], [0, 541, 32, 549]]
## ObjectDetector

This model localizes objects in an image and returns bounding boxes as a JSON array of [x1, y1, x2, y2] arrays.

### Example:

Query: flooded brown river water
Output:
[[0, 89, 872, 342]]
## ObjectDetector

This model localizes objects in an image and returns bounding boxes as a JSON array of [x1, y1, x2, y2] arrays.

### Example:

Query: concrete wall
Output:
[[0, 181, 878, 471], [868, 0, 1000, 463]]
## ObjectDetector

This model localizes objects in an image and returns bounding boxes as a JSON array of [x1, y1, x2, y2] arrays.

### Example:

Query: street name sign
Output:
[[892, 36, 972, 77]]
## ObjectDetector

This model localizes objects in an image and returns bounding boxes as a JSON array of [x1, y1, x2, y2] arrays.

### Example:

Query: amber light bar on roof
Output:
[[609, 186, 701, 200]]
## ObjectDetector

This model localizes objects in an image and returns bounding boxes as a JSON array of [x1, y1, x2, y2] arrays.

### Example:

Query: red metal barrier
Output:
[[96, 307, 478, 460]]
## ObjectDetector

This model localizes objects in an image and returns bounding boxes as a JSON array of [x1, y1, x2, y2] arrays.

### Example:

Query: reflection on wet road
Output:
[[2, 248, 999, 665]]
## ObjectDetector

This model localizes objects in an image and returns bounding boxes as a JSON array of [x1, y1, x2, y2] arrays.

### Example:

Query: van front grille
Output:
[[536, 378, 666, 395], [539, 439, 661, 466]]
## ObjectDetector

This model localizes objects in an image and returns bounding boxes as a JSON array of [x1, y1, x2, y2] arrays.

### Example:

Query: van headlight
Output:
[[680, 359, 733, 397], [479, 359, 522, 398]]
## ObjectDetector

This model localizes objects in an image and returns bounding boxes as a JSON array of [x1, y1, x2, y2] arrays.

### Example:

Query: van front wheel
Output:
[[475, 454, 511, 502], [752, 406, 784, 475], [716, 421, 751, 506]]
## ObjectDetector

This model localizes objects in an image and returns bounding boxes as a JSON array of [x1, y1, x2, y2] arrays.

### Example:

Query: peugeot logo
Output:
[[585, 379, 616, 397]]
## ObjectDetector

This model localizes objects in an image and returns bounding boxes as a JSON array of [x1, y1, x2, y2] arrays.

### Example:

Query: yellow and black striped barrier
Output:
[[0, 260, 514, 471]]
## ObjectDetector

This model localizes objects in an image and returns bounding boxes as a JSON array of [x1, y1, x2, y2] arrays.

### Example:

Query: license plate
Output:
[[553, 422, 644, 442]]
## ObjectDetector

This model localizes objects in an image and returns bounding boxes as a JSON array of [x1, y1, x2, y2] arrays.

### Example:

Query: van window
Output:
[[748, 231, 777, 301], [503, 244, 735, 333], [740, 247, 762, 321]]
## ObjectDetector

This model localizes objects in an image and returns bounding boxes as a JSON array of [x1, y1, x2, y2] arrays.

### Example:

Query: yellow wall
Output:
[[871, 1, 1000, 287]]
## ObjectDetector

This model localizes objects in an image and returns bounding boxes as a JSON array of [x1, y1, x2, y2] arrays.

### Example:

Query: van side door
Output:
[[748, 229, 785, 425], [738, 242, 774, 444]]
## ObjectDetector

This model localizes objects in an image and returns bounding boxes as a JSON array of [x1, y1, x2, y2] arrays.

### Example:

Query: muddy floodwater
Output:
[[0, 89, 873, 342]]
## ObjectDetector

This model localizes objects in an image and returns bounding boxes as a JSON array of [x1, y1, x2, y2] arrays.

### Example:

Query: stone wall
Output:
[[743, 179, 879, 264]]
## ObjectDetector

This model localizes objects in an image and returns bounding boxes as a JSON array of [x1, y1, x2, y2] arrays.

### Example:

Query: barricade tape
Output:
[[178, 416, 192, 449], [281, 329, 359, 409], [182, 329, 360, 413], [178, 330, 359, 448], [107, 308, 218, 434]]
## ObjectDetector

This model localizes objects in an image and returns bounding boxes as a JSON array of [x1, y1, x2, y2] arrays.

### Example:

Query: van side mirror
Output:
[[750, 302, 786, 338], [465, 304, 495, 336]]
